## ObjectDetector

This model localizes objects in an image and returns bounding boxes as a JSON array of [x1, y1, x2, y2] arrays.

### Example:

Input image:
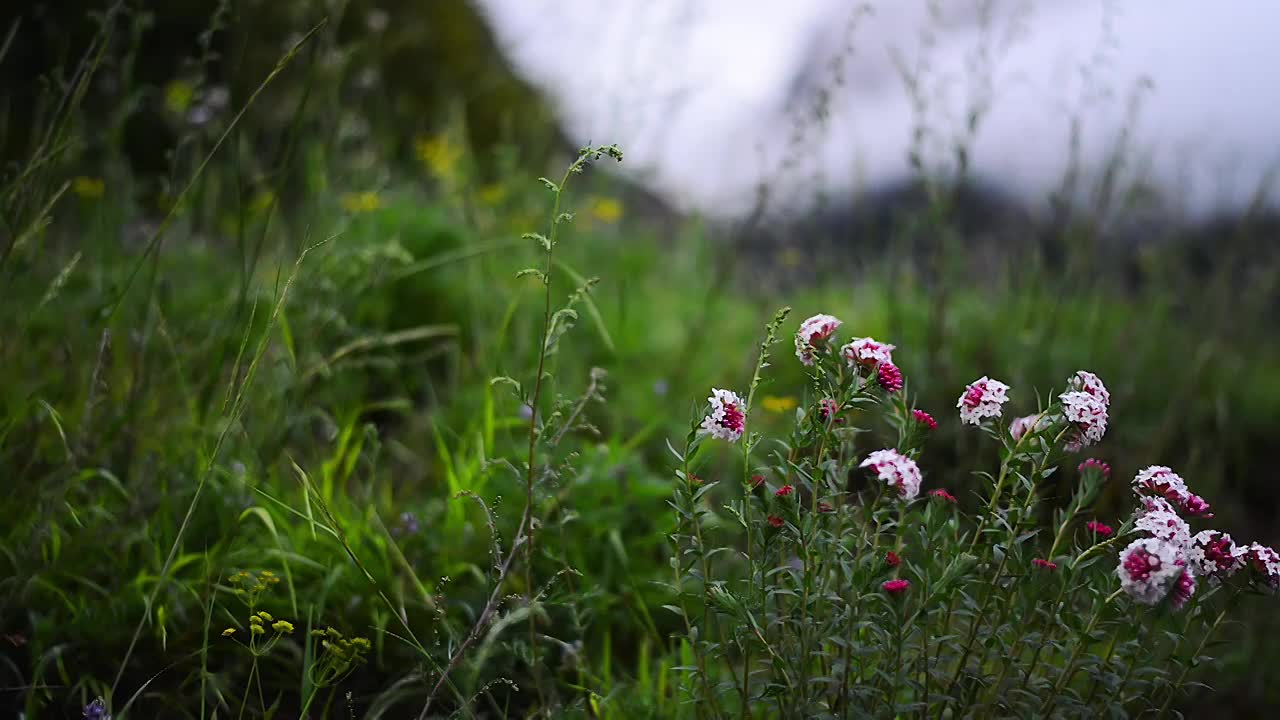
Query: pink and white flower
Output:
[[794, 314, 842, 366], [818, 397, 842, 424], [841, 337, 895, 368], [1242, 543, 1280, 588], [1169, 567, 1197, 610], [1188, 530, 1242, 580], [1117, 537, 1186, 605], [700, 388, 746, 442], [957, 377, 1011, 425], [1059, 390, 1109, 445], [1134, 497, 1192, 548], [1131, 466, 1212, 518], [859, 448, 922, 501], [1009, 414, 1049, 442], [1068, 370, 1111, 406], [1133, 466, 1188, 502], [1181, 493, 1213, 518]]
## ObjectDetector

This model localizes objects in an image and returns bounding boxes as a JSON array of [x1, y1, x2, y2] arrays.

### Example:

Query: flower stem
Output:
[[1157, 606, 1229, 718]]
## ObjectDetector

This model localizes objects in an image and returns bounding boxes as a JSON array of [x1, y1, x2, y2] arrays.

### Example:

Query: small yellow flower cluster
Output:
[[761, 395, 799, 413], [72, 176, 105, 200], [477, 183, 507, 206], [228, 569, 280, 596], [248, 189, 276, 216], [414, 134, 461, 181], [341, 191, 382, 213], [225, 610, 294, 643], [164, 80, 194, 114], [587, 196, 623, 224], [308, 626, 372, 688]]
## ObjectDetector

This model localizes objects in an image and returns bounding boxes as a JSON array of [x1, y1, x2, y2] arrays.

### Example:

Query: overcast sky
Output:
[[473, 0, 1280, 223]]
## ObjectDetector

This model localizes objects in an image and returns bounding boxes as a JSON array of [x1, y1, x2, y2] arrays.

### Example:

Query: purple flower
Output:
[[84, 698, 110, 720]]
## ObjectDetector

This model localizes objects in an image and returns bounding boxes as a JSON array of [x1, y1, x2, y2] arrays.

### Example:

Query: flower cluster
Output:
[[1070, 370, 1111, 405], [1009, 414, 1049, 441], [912, 409, 938, 431], [1243, 543, 1280, 588], [1078, 458, 1111, 479], [928, 488, 957, 504], [1117, 537, 1186, 605], [1059, 370, 1111, 450], [859, 448, 922, 501], [1189, 530, 1241, 580], [1134, 496, 1191, 547], [957, 377, 1010, 425], [701, 388, 746, 442], [795, 314, 842, 366], [819, 397, 842, 423], [1085, 520, 1114, 538], [841, 337, 895, 368], [1133, 466, 1212, 518], [1121, 464, 1276, 606], [308, 626, 373, 689], [882, 578, 910, 595], [1059, 391, 1108, 445], [1169, 567, 1198, 610], [877, 362, 904, 393]]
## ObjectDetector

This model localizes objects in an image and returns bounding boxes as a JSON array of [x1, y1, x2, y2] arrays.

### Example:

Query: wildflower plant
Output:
[[667, 310, 1276, 717], [221, 570, 302, 717], [421, 144, 624, 715]]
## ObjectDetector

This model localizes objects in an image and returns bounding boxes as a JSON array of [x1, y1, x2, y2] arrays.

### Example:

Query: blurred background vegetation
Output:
[[2, 1, 1278, 717]]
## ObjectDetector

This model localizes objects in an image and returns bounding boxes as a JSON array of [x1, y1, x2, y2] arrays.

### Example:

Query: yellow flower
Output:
[[271, 620, 295, 634], [71, 176, 105, 200], [250, 624, 265, 636], [221, 628, 236, 637], [588, 196, 623, 224], [477, 183, 507, 206], [249, 615, 263, 626], [259, 571, 275, 578], [761, 395, 799, 414], [257, 611, 273, 622], [164, 80, 194, 114], [414, 134, 462, 181], [248, 190, 276, 216], [341, 191, 382, 213]]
